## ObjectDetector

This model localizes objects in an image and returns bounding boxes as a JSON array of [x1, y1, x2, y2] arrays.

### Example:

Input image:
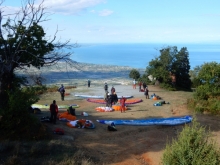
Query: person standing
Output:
[[104, 91, 109, 104], [58, 84, 65, 101], [112, 92, 118, 105], [50, 100, 58, 124], [111, 85, 115, 94], [138, 81, 142, 92], [144, 87, 149, 99], [133, 79, 136, 89], [88, 79, 91, 87], [143, 82, 147, 91], [106, 93, 112, 107], [120, 96, 127, 113], [104, 82, 108, 93]]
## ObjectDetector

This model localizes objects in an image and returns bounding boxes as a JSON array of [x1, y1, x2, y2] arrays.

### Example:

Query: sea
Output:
[[71, 43, 220, 70]]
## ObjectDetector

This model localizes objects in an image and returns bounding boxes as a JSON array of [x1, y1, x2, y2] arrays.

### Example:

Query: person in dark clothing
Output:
[[67, 106, 75, 116], [143, 82, 147, 91], [144, 87, 149, 99], [104, 82, 108, 93], [50, 100, 58, 124], [112, 92, 118, 105], [106, 93, 113, 107], [104, 91, 109, 103], [88, 79, 91, 87], [111, 85, 115, 94], [58, 84, 65, 101]]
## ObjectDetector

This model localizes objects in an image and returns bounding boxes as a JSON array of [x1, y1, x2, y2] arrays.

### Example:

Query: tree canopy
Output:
[[193, 62, 220, 100], [146, 46, 191, 90], [187, 62, 220, 114], [129, 69, 140, 80]]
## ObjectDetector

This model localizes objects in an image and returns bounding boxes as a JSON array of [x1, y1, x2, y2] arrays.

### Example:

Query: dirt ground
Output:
[[36, 84, 220, 165]]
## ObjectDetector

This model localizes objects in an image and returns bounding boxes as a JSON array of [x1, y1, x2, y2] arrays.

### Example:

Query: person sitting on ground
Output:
[[67, 106, 76, 116]]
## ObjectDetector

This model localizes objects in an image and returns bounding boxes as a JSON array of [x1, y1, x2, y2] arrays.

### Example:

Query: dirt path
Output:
[[36, 84, 220, 165]]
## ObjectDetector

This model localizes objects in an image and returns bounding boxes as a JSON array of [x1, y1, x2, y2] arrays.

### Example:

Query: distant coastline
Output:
[[16, 62, 145, 86]]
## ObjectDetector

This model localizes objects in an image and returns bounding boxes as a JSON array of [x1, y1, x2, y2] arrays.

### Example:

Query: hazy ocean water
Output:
[[71, 43, 220, 69]]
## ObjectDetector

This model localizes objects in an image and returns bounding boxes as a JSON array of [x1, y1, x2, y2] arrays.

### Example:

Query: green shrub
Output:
[[194, 99, 208, 113], [148, 80, 156, 85], [191, 77, 201, 88], [194, 84, 220, 101], [187, 98, 220, 115], [162, 119, 220, 165], [23, 85, 47, 95], [193, 85, 208, 100], [187, 98, 197, 110], [0, 87, 49, 140], [159, 82, 176, 91], [208, 98, 220, 115], [129, 69, 140, 80]]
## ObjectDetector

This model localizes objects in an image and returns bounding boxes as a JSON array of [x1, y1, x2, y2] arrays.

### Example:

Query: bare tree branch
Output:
[[0, 0, 80, 106]]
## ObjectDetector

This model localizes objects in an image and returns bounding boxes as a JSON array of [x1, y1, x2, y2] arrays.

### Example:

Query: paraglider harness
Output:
[[108, 122, 117, 131]]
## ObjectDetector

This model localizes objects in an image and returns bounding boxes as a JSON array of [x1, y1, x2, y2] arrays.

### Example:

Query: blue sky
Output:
[[2, 0, 220, 44]]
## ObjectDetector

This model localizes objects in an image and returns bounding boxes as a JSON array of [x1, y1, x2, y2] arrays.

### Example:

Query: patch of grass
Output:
[[46, 85, 76, 93]]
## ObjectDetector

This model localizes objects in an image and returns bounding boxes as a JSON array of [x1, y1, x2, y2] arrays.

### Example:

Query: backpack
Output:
[[108, 125, 117, 131], [59, 87, 65, 93]]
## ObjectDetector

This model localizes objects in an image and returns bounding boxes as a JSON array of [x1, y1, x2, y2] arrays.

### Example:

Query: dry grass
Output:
[[46, 85, 77, 93], [2, 84, 218, 165], [0, 140, 94, 165]]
